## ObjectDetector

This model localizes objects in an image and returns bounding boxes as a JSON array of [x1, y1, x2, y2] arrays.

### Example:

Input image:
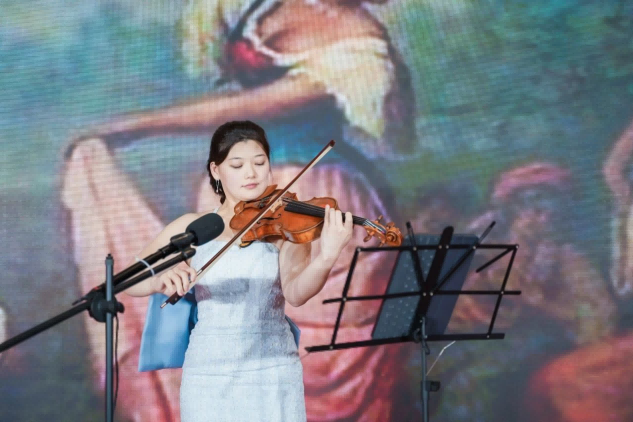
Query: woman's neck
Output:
[[217, 197, 238, 217]]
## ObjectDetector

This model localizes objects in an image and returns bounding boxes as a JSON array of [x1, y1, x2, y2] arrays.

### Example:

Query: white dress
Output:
[[180, 238, 306, 422]]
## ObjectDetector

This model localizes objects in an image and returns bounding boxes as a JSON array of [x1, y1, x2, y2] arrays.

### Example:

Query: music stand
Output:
[[305, 222, 520, 422]]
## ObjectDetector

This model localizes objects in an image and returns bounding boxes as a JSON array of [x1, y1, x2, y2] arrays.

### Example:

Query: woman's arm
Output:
[[279, 206, 353, 307], [70, 74, 330, 150], [123, 213, 199, 297]]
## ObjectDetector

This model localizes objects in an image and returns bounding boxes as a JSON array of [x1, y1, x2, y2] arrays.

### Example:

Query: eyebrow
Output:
[[229, 154, 267, 160]]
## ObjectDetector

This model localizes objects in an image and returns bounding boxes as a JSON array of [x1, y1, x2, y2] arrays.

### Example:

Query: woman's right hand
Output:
[[152, 261, 197, 297]]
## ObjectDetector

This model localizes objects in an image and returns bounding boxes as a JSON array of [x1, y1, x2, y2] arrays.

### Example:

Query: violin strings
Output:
[[283, 198, 366, 225], [282, 198, 385, 234], [282, 198, 380, 231]]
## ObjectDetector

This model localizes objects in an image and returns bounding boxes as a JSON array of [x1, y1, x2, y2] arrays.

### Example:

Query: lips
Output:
[[243, 183, 258, 189]]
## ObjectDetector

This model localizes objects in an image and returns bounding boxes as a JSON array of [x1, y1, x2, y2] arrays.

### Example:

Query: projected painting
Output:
[[1, 0, 633, 421]]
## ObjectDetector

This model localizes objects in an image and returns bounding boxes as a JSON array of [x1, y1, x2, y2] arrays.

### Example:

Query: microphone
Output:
[[160, 213, 225, 256], [72, 213, 224, 304], [188, 213, 225, 244]]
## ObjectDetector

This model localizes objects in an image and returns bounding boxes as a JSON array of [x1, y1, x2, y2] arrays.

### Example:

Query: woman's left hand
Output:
[[319, 205, 354, 266]]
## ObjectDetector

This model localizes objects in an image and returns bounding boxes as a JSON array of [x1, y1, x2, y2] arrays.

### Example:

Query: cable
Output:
[[426, 341, 456, 376], [114, 314, 120, 413], [134, 256, 156, 276]]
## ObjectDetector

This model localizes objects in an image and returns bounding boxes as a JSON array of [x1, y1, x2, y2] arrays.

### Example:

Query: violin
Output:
[[230, 184, 402, 247]]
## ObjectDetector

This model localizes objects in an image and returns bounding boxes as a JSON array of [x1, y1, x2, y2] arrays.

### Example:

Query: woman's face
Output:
[[210, 139, 271, 203]]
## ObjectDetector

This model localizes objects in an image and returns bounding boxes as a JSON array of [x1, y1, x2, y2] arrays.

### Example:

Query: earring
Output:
[[215, 179, 220, 193]]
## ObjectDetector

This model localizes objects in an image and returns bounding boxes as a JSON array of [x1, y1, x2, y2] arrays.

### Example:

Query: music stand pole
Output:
[[420, 317, 429, 422], [405, 222, 433, 422]]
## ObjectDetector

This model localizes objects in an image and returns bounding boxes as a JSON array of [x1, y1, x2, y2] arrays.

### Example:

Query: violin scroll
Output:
[[362, 215, 402, 246]]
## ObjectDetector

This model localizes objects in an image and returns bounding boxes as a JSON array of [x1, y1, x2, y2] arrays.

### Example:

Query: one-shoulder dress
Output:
[[180, 238, 306, 422]]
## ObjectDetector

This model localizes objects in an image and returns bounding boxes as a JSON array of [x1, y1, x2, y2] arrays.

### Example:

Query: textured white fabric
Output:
[[180, 239, 306, 422]]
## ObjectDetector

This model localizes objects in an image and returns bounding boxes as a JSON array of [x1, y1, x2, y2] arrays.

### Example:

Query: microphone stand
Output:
[[0, 248, 196, 422], [105, 255, 117, 422]]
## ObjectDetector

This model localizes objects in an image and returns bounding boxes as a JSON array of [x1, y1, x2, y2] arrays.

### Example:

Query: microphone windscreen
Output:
[[186, 213, 225, 246]]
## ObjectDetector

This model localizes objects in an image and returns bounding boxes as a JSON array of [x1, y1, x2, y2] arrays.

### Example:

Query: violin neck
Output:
[[283, 201, 368, 226]]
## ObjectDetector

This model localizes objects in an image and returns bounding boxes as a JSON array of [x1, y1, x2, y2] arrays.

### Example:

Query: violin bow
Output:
[[161, 140, 335, 307]]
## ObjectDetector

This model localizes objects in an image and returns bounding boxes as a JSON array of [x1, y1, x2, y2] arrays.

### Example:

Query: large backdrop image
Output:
[[1, 0, 633, 420]]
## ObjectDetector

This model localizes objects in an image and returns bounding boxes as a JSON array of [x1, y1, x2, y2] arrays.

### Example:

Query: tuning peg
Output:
[[363, 234, 372, 242]]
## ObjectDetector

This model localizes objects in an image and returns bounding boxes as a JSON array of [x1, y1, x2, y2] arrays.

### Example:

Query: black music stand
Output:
[[305, 222, 520, 422]]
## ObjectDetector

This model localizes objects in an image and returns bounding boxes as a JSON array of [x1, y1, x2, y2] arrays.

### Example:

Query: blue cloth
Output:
[[138, 290, 301, 372]]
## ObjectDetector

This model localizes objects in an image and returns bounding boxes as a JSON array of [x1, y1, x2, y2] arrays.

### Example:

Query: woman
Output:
[[63, 1, 414, 419], [62, 134, 401, 421], [124, 120, 353, 421]]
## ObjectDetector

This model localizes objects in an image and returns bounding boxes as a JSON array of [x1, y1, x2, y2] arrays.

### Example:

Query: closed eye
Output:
[[231, 163, 265, 169]]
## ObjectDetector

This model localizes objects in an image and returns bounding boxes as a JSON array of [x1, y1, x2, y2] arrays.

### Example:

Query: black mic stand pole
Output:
[[105, 255, 116, 422]]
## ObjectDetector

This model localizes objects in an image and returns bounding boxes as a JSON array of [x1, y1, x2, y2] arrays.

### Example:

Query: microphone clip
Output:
[[88, 290, 125, 323]]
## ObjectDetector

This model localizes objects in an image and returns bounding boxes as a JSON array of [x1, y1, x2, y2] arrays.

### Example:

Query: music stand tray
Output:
[[305, 223, 520, 422]]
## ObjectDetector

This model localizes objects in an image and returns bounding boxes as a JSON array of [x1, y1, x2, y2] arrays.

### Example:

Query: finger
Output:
[[174, 267, 188, 280], [188, 267, 197, 284], [165, 275, 177, 296], [324, 205, 330, 229], [162, 276, 175, 296], [329, 207, 336, 227], [183, 277, 190, 294], [335, 209, 343, 229], [183, 267, 196, 291], [175, 268, 190, 293], [344, 211, 353, 231], [167, 272, 183, 296], [174, 271, 187, 296]]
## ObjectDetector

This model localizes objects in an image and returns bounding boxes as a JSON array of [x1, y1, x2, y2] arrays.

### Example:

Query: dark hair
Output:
[[206, 121, 271, 204]]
